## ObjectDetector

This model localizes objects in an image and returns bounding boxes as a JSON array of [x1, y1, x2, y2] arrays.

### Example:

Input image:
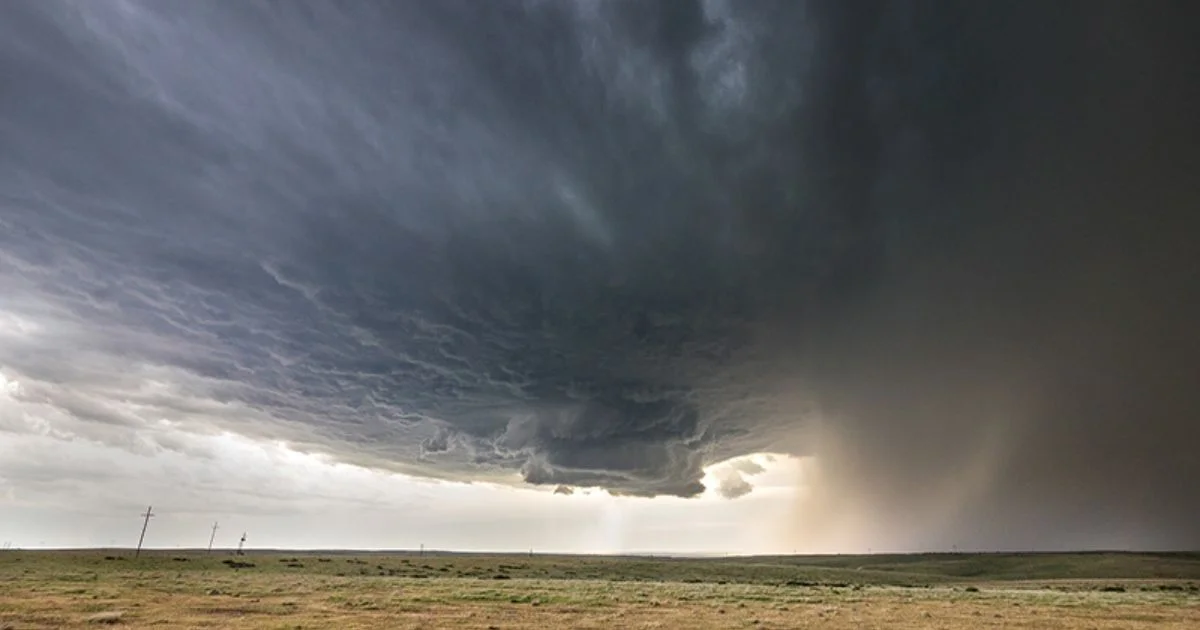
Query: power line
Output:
[[135, 506, 154, 558], [207, 522, 219, 554]]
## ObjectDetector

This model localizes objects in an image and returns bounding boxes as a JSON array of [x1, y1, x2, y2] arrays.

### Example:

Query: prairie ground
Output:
[[1, 551, 1197, 628]]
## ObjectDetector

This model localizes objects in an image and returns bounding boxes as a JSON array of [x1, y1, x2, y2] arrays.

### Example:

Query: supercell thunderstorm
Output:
[[1, 1, 1197, 548]]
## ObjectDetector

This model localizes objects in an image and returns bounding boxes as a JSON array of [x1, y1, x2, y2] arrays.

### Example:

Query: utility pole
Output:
[[236, 532, 247, 556], [419, 543, 424, 557], [135, 506, 154, 558], [207, 522, 219, 554]]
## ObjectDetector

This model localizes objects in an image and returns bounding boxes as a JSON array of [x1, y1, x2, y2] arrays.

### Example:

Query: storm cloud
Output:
[[1, 1, 1198, 549]]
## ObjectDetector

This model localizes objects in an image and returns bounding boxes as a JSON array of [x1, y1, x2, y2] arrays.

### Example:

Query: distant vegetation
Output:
[[15, 549, 1197, 586], [1, 550, 1197, 628]]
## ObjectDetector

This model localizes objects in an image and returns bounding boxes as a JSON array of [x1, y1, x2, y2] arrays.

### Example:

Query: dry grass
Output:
[[0, 551, 1196, 628]]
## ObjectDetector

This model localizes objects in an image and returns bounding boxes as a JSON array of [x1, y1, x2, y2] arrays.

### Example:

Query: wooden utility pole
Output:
[[236, 532, 247, 556], [135, 506, 154, 558], [207, 522, 219, 554]]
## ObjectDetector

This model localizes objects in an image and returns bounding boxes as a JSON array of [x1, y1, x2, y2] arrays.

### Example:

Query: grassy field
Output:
[[1, 550, 1197, 628]]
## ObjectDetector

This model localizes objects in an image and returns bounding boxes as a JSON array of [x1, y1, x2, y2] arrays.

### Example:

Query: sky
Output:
[[1, 1, 1198, 554]]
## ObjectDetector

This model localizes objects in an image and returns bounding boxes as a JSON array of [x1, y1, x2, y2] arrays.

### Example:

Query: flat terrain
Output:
[[1, 551, 1197, 628]]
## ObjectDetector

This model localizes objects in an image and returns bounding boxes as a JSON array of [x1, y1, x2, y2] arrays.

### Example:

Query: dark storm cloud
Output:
[[1, 0, 1198, 547]]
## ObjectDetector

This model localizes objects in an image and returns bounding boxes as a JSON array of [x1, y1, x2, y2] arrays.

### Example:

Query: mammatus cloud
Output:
[[1, 1, 1198, 549]]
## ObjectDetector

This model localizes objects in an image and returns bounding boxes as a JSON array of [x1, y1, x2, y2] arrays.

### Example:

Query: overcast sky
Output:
[[1, 0, 1198, 553]]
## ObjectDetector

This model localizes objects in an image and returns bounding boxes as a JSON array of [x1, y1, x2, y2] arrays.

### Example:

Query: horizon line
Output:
[[5, 547, 1197, 557]]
